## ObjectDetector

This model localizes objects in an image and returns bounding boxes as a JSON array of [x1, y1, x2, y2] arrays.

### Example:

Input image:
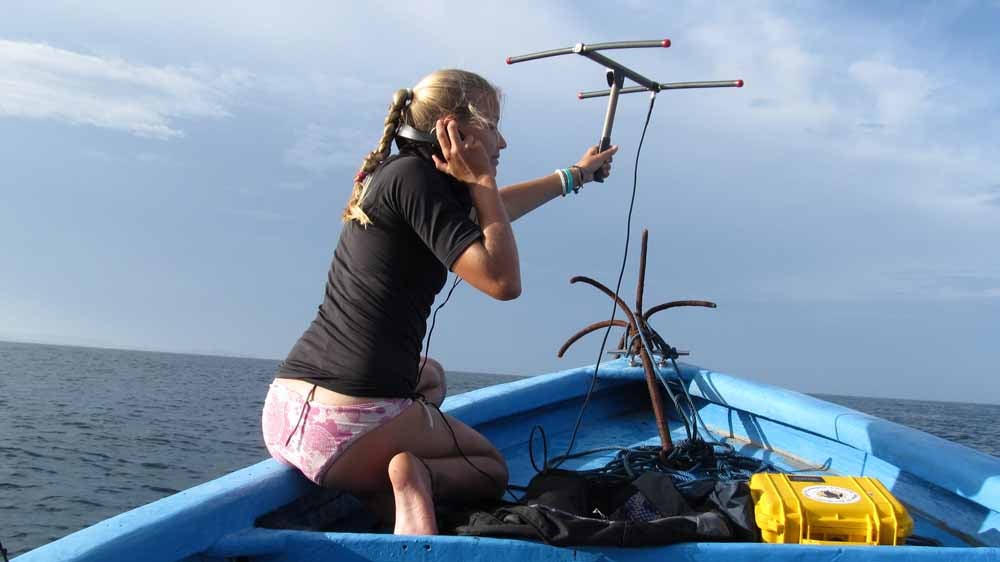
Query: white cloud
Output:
[[0, 39, 251, 139], [685, 9, 839, 131], [669, 4, 999, 223], [283, 124, 369, 173], [848, 59, 933, 128]]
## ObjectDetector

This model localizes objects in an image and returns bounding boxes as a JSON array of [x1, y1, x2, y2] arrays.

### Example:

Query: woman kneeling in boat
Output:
[[262, 69, 618, 535]]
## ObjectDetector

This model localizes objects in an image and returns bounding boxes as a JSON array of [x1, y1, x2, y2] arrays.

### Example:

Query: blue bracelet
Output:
[[561, 168, 574, 195], [554, 169, 568, 196]]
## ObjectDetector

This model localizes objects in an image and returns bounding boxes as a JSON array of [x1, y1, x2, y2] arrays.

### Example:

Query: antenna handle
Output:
[[594, 137, 611, 183], [594, 69, 625, 183]]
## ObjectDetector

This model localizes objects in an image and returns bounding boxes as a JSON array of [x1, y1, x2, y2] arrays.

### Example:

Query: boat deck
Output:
[[502, 406, 828, 487]]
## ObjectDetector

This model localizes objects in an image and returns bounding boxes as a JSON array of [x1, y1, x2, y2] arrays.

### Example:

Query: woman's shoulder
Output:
[[377, 152, 457, 195], [379, 152, 435, 179]]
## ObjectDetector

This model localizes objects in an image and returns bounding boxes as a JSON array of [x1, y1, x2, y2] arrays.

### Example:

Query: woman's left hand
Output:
[[432, 118, 494, 186], [575, 144, 619, 184]]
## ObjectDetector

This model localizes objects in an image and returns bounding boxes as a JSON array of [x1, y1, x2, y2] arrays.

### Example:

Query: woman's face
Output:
[[458, 93, 506, 176], [463, 117, 507, 176]]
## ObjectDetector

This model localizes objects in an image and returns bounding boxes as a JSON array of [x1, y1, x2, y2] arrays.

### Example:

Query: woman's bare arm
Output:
[[432, 119, 521, 300], [500, 145, 619, 222]]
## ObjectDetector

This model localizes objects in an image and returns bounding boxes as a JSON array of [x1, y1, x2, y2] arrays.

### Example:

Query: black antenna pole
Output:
[[507, 39, 743, 182]]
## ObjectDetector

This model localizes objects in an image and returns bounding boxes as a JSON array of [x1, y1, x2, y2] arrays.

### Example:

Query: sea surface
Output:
[[1, 340, 998, 557]]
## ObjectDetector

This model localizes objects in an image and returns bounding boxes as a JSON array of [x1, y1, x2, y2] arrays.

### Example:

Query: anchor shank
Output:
[[639, 341, 674, 458]]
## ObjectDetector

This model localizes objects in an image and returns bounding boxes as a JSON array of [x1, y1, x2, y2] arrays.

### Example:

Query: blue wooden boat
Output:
[[15, 359, 1000, 561]]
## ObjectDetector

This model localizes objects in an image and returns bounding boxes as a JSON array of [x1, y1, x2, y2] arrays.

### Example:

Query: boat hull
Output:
[[17, 361, 1000, 560]]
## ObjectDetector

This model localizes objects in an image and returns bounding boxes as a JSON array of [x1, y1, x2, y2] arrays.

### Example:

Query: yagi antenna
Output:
[[507, 39, 743, 182]]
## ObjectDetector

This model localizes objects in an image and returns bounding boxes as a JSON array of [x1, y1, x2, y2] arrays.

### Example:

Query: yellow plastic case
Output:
[[749, 473, 913, 545]]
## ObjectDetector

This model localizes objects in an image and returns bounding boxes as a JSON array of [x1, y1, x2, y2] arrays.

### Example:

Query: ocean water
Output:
[[1, 340, 997, 556]]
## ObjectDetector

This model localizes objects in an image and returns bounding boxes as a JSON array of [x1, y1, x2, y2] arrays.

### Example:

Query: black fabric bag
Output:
[[454, 469, 759, 547]]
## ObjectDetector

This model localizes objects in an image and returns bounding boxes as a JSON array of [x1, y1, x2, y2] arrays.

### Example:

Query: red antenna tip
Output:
[[662, 39, 671, 48], [736, 79, 744, 87], [505, 56, 512, 65], [577, 92, 583, 100]]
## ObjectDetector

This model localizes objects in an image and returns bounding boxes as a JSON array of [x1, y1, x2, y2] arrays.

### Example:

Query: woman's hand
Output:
[[431, 118, 494, 186], [575, 144, 619, 184]]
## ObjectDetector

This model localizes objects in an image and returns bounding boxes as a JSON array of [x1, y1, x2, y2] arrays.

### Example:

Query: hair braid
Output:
[[342, 88, 412, 225]]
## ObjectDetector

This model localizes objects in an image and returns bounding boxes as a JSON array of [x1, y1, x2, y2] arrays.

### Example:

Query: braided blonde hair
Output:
[[342, 69, 501, 225]]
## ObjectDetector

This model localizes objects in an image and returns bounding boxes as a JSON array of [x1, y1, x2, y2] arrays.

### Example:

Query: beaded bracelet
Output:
[[569, 166, 583, 193]]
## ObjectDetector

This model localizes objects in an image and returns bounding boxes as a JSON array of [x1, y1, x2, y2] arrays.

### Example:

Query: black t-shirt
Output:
[[278, 150, 483, 397]]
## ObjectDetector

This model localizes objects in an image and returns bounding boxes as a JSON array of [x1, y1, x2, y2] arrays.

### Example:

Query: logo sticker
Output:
[[802, 485, 861, 504]]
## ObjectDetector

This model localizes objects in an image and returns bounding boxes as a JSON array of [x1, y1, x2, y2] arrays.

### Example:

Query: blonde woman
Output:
[[262, 69, 618, 535]]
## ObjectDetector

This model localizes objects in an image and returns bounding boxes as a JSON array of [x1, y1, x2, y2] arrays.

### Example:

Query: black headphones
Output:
[[395, 123, 446, 162], [396, 123, 439, 146]]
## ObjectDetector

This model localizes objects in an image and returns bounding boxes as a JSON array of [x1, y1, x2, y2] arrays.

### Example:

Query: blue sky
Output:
[[2, 1, 998, 402]]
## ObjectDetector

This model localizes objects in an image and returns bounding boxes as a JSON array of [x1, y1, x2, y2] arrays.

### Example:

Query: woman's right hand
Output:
[[431, 118, 494, 186]]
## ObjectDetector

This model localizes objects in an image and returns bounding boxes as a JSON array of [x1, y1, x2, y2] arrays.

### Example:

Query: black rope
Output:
[[426, 400, 519, 502], [640, 340, 695, 442], [0, 538, 8, 562], [414, 275, 519, 503], [415, 275, 462, 390], [528, 425, 549, 474], [283, 384, 317, 447], [548, 92, 659, 471], [536, 440, 778, 487]]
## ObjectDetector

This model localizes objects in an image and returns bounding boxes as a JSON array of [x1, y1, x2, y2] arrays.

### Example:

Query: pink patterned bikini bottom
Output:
[[261, 382, 412, 485]]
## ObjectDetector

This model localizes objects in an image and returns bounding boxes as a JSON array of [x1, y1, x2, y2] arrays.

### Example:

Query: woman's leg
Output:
[[321, 364, 507, 535], [355, 355, 448, 527]]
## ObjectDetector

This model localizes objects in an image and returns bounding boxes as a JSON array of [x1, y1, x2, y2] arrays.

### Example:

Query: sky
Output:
[[1, 1, 998, 403]]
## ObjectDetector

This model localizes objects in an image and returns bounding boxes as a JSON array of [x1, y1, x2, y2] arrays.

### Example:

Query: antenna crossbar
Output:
[[506, 38, 743, 181], [580, 79, 744, 99]]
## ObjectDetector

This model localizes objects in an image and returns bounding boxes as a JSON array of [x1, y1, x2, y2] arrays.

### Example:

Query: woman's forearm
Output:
[[499, 173, 564, 222], [468, 178, 521, 298], [499, 144, 617, 222]]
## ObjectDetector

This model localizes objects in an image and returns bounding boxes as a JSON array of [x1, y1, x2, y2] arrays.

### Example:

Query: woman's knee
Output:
[[477, 454, 509, 499]]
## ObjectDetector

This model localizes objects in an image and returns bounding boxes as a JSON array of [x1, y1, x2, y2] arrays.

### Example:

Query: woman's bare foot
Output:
[[388, 452, 438, 535]]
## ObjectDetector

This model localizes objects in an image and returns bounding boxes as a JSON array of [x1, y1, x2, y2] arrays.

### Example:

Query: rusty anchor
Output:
[[557, 229, 716, 461]]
